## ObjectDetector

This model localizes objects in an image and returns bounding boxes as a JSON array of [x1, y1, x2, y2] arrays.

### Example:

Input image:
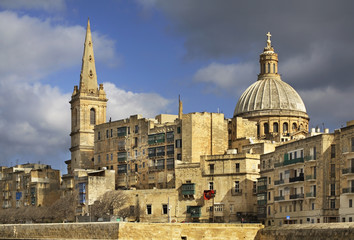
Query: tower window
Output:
[[292, 123, 297, 131], [90, 108, 96, 125], [273, 63, 276, 73], [273, 122, 279, 133], [267, 63, 270, 73]]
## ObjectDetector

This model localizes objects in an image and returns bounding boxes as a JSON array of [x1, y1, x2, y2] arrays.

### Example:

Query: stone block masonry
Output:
[[0, 222, 262, 240]]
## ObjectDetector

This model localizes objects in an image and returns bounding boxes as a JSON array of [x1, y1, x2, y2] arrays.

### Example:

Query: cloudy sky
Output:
[[0, 0, 353, 173]]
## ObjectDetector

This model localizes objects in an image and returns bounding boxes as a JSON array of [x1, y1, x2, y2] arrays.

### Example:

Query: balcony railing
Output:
[[274, 196, 285, 201], [274, 179, 284, 185], [304, 155, 315, 161], [342, 168, 354, 175], [306, 175, 316, 181], [283, 157, 304, 166], [182, 183, 195, 195], [290, 193, 304, 199], [289, 175, 304, 183], [342, 187, 354, 194], [306, 192, 316, 198]]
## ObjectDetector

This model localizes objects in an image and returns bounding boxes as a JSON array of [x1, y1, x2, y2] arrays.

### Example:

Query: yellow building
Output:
[[0, 164, 60, 208]]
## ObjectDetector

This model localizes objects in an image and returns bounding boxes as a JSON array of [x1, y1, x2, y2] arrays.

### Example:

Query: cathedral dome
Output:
[[234, 77, 307, 117], [234, 32, 308, 119]]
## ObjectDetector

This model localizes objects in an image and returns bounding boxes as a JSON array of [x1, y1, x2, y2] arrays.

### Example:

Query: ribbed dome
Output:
[[234, 77, 307, 117]]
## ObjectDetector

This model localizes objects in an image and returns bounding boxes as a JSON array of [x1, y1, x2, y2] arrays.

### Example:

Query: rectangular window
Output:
[[177, 153, 182, 160], [148, 148, 156, 158], [156, 146, 165, 156], [134, 137, 138, 147], [330, 199, 336, 209], [234, 181, 240, 192], [117, 127, 127, 137], [146, 204, 152, 215], [331, 145, 336, 158], [166, 132, 174, 142], [106, 129, 109, 138], [177, 127, 181, 134], [331, 164, 335, 177], [167, 158, 174, 169], [117, 164, 127, 174], [106, 154, 109, 161], [209, 182, 214, 190], [98, 155, 101, 163], [98, 132, 101, 140], [143, 162, 145, 168], [331, 184, 335, 196], [268, 177, 271, 185], [110, 129, 113, 137], [162, 204, 168, 215], [268, 192, 271, 201], [111, 154, 113, 161], [236, 163, 240, 173], [166, 145, 174, 155], [350, 217, 353, 222], [175, 139, 182, 148], [352, 138, 354, 152], [349, 199, 352, 208], [135, 125, 139, 133], [209, 164, 214, 174]]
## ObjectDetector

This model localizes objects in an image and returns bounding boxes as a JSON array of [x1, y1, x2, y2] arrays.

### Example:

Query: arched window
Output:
[[292, 123, 297, 131], [264, 123, 269, 134], [273, 122, 279, 133], [90, 108, 96, 125], [283, 123, 288, 133], [267, 63, 270, 73]]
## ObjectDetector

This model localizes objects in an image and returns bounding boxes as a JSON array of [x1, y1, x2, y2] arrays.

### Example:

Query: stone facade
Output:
[[0, 164, 60, 208], [258, 121, 354, 226]]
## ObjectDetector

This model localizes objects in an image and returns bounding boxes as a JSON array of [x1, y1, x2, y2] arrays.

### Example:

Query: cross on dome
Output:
[[266, 32, 271, 47]]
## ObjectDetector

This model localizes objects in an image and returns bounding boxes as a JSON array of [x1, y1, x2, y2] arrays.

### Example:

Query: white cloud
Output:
[[104, 82, 171, 120], [0, 0, 66, 11], [0, 11, 119, 82], [0, 11, 168, 173], [193, 62, 257, 95]]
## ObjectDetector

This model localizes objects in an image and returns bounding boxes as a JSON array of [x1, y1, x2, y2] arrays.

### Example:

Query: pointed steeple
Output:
[[79, 18, 98, 93], [258, 32, 280, 80]]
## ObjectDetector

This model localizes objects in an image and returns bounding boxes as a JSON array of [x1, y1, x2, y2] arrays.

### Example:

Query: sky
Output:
[[0, 0, 353, 174]]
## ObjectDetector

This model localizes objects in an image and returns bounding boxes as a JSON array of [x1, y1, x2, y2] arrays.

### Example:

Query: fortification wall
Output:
[[0, 222, 262, 240], [255, 223, 354, 240]]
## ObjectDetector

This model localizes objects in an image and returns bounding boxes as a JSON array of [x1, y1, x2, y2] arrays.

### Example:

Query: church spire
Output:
[[79, 18, 98, 93], [258, 32, 279, 79]]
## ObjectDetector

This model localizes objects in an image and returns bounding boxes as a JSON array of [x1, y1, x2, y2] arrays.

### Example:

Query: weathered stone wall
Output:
[[0, 222, 262, 240], [255, 223, 354, 240]]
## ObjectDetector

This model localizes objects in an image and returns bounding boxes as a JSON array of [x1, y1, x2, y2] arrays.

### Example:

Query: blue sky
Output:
[[0, 0, 353, 174]]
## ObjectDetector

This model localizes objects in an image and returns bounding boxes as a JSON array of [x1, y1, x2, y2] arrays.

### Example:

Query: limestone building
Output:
[[0, 164, 60, 208]]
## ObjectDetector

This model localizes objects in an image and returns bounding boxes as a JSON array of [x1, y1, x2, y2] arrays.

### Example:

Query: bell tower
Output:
[[70, 19, 108, 171]]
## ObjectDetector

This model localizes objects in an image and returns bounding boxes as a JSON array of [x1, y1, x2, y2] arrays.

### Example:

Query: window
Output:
[[267, 63, 270, 73], [106, 154, 109, 161], [268, 206, 271, 215], [209, 182, 214, 190], [98, 155, 101, 163], [175, 139, 182, 148], [350, 217, 353, 222], [331, 184, 336, 196], [98, 132, 101, 140], [273, 122, 279, 133], [268, 177, 271, 185], [235, 163, 240, 173], [230, 204, 234, 213], [135, 125, 139, 133], [110, 154, 113, 161], [283, 122, 288, 133], [177, 154, 182, 160], [268, 192, 271, 201], [234, 181, 240, 192], [264, 123, 269, 134], [147, 204, 152, 215], [352, 138, 354, 152], [273, 63, 276, 73], [90, 108, 96, 125], [331, 145, 336, 158], [331, 164, 335, 177], [106, 130, 109, 138], [110, 129, 113, 137], [330, 199, 336, 209], [177, 127, 181, 134], [162, 204, 168, 214], [292, 123, 297, 130], [349, 199, 352, 208], [209, 164, 214, 174]]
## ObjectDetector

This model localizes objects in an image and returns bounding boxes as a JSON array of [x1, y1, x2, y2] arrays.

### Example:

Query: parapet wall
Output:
[[0, 222, 262, 240], [255, 223, 354, 240]]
